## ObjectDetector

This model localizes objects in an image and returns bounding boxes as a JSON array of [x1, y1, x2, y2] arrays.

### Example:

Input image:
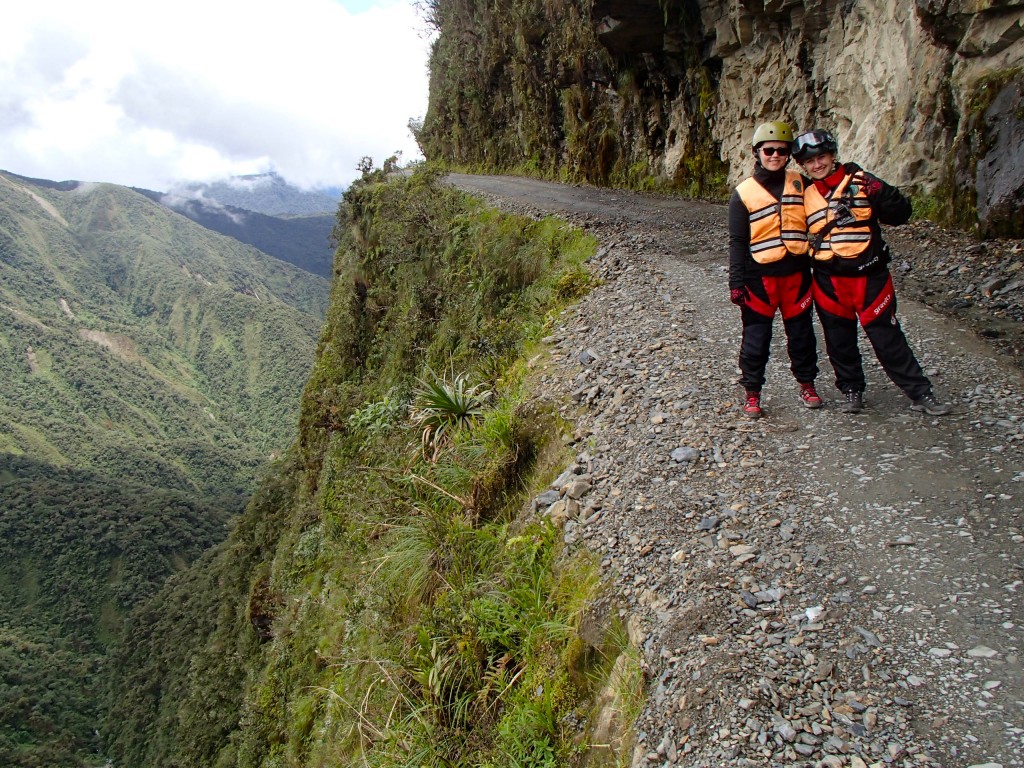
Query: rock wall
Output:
[[703, 0, 1023, 235], [420, 0, 1024, 235]]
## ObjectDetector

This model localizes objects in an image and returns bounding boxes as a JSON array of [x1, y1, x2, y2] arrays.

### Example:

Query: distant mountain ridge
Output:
[[136, 188, 336, 277], [2, 170, 340, 278], [168, 171, 342, 216]]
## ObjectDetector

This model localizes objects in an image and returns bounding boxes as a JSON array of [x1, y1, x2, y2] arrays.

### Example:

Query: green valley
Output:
[[0, 171, 330, 766]]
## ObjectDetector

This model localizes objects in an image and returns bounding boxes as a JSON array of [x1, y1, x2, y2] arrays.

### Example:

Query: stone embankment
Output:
[[451, 175, 1024, 768], [889, 221, 1024, 365]]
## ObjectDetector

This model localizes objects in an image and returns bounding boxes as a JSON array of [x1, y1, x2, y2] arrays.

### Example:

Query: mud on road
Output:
[[452, 174, 1024, 767]]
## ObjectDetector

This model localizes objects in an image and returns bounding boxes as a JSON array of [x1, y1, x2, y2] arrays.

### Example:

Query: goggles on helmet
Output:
[[792, 130, 838, 162]]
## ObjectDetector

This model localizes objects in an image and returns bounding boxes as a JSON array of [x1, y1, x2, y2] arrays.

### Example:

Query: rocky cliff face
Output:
[[706, 0, 1023, 237], [420, 0, 1023, 236]]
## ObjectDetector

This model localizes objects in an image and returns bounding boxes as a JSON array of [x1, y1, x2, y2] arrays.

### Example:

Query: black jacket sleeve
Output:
[[873, 182, 912, 226], [727, 190, 749, 289]]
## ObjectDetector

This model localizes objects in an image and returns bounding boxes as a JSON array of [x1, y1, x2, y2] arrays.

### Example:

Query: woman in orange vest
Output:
[[728, 121, 821, 419], [793, 128, 951, 416]]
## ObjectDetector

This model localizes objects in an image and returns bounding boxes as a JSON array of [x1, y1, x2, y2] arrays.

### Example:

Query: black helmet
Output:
[[792, 129, 838, 161]]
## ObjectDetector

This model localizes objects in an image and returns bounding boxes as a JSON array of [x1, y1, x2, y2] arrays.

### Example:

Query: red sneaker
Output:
[[743, 391, 762, 419], [799, 382, 823, 409]]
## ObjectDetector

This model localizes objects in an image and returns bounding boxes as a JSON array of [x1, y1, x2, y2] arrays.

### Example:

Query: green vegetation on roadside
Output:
[[105, 164, 643, 766]]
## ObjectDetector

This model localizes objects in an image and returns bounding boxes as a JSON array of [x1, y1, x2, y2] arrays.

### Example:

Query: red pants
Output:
[[812, 270, 931, 399], [738, 271, 818, 391]]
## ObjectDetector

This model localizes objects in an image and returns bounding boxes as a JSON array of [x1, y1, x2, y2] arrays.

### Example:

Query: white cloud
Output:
[[0, 0, 432, 190]]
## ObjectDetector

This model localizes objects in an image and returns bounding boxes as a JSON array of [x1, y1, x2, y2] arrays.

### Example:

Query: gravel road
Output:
[[450, 174, 1024, 768]]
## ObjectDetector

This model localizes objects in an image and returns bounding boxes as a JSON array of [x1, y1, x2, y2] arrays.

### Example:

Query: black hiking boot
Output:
[[841, 390, 863, 414], [911, 392, 952, 416]]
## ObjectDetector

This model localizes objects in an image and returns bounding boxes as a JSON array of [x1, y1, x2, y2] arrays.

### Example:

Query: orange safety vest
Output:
[[736, 170, 809, 264], [804, 172, 874, 260]]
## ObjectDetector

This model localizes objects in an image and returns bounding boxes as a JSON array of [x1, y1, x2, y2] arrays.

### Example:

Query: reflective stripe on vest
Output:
[[736, 170, 809, 264], [804, 173, 874, 260]]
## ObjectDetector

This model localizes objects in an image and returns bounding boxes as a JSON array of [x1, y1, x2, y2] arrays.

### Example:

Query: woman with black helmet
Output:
[[792, 128, 952, 416], [728, 120, 822, 419]]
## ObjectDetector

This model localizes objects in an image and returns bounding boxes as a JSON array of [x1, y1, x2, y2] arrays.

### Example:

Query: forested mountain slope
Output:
[[0, 171, 329, 766], [134, 187, 337, 278], [0, 172, 328, 465]]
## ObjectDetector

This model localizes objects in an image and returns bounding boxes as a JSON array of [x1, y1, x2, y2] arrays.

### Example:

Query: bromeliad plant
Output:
[[412, 369, 492, 461]]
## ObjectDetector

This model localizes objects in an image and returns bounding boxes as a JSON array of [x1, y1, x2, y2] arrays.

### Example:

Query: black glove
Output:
[[730, 287, 749, 306]]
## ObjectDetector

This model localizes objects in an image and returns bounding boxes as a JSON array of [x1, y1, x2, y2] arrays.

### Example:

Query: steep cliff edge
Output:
[[102, 167, 644, 767], [419, 0, 1023, 236]]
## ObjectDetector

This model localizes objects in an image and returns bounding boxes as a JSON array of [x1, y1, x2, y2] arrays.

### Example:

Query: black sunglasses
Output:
[[760, 146, 791, 157]]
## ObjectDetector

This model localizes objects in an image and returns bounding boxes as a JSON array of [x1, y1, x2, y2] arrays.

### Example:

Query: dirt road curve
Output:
[[451, 174, 1023, 768]]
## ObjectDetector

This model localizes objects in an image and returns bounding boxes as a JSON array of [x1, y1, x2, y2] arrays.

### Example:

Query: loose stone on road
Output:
[[451, 174, 1023, 767]]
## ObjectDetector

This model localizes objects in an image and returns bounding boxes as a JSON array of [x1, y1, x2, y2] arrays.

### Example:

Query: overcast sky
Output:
[[1, 0, 433, 191]]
